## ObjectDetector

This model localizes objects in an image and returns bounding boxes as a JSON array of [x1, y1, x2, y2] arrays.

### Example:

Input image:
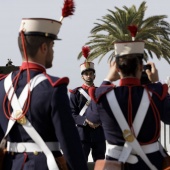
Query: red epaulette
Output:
[[160, 84, 168, 100], [46, 74, 69, 87], [89, 85, 115, 103], [147, 83, 168, 100], [69, 87, 82, 94], [69, 89, 73, 93]]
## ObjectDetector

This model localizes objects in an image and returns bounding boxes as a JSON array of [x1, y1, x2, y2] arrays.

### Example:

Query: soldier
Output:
[[69, 46, 106, 162], [0, 9, 88, 170], [86, 38, 170, 170]]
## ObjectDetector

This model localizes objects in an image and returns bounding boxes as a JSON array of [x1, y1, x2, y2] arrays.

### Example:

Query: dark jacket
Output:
[[86, 78, 170, 170], [69, 86, 105, 142], [0, 62, 88, 170]]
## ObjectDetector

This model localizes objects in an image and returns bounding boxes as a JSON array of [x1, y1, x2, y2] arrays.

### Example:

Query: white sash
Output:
[[4, 73, 47, 136], [78, 88, 91, 116], [4, 73, 60, 170], [106, 89, 157, 170]]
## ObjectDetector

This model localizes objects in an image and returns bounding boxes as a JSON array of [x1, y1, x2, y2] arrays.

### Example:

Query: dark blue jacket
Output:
[[69, 86, 105, 142], [86, 78, 170, 170], [0, 63, 88, 170]]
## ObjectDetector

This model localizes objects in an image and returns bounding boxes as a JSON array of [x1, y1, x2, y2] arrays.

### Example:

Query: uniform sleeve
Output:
[[69, 93, 86, 125], [85, 100, 101, 124], [162, 94, 170, 124], [101, 80, 112, 85], [101, 79, 112, 85], [50, 85, 88, 170]]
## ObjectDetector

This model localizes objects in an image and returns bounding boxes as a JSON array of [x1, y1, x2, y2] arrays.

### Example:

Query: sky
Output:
[[0, 0, 170, 90]]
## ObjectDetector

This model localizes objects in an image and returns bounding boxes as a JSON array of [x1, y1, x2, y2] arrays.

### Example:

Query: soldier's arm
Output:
[[51, 84, 88, 170], [69, 93, 87, 126]]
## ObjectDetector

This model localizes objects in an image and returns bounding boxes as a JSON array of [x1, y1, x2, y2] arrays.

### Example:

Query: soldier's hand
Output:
[[105, 61, 120, 82], [145, 62, 159, 83], [85, 119, 100, 129]]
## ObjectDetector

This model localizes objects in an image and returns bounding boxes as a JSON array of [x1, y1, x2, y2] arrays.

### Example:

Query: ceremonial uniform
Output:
[[0, 62, 88, 170], [69, 60, 106, 162], [87, 79, 170, 169], [0, 5, 88, 169], [86, 40, 170, 170]]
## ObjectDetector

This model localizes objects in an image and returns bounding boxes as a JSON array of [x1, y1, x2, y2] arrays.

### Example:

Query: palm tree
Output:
[[78, 1, 170, 64]]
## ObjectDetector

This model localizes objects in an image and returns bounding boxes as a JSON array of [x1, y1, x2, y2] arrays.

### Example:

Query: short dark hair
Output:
[[18, 35, 52, 58], [116, 54, 143, 77]]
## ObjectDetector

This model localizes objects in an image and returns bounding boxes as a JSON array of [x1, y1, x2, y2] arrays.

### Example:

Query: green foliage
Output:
[[77, 1, 170, 64]]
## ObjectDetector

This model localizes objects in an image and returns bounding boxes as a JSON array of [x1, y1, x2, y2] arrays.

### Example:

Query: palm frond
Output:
[[77, 1, 170, 64]]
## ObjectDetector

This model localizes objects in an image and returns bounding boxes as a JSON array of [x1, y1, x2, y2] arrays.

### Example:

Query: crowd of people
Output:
[[0, 2, 170, 170]]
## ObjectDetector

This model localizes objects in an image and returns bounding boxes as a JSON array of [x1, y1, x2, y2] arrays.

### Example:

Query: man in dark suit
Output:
[[69, 61, 106, 162], [0, 17, 88, 170]]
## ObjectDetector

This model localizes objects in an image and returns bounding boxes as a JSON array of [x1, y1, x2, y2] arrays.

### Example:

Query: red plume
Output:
[[128, 25, 138, 38], [82, 46, 90, 59], [62, 0, 75, 18]]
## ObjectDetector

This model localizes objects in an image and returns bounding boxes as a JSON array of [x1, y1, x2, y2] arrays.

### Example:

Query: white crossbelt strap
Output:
[[132, 90, 152, 136], [21, 119, 59, 170], [119, 89, 152, 163], [78, 88, 91, 116], [106, 142, 159, 164], [4, 73, 47, 136], [106, 89, 157, 170], [4, 73, 60, 170]]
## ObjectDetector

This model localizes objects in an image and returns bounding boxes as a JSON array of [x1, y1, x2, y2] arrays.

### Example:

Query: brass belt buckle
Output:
[[123, 129, 135, 142], [15, 110, 27, 125]]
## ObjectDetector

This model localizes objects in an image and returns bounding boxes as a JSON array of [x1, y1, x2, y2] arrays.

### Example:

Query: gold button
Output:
[[17, 116, 27, 125], [33, 151, 39, 155], [15, 110, 27, 125], [15, 110, 22, 117], [123, 129, 135, 142]]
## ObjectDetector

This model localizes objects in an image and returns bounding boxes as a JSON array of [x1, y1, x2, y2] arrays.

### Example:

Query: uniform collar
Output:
[[82, 84, 94, 90], [119, 77, 141, 86], [20, 61, 46, 73]]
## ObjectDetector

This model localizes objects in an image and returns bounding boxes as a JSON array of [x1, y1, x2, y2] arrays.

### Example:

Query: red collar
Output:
[[82, 84, 94, 90], [119, 77, 141, 86], [20, 62, 46, 73]]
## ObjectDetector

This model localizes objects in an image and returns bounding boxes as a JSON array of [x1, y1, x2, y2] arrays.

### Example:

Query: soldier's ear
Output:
[[40, 43, 48, 54]]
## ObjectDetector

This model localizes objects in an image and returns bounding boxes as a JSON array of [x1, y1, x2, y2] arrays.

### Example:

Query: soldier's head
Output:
[[80, 62, 95, 86], [114, 41, 144, 78], [18, 18, 61, 68]]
